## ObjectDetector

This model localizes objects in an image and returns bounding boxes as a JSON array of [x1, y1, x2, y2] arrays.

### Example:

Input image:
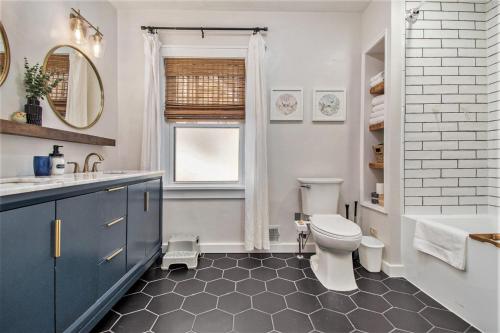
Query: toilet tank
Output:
[[297, 178, 344, 215]]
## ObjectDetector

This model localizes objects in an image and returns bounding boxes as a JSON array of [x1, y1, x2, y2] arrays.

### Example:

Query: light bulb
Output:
[[90, 32, 104, 58], [70, 15, 87, 45]]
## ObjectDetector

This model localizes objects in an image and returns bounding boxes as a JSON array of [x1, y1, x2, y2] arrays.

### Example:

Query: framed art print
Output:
[[270, 88, 303, 121], [312, 88, 346, 122]]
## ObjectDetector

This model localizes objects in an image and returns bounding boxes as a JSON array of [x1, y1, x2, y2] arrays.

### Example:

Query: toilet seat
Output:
[[311, 214, 362, 239]]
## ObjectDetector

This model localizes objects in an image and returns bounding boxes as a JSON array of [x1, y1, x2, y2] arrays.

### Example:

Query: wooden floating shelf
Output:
[[369, 162, 384, 169], [0, 119, 116, 146], [370, 81, 384, 95], [369, 122, 384, 131]]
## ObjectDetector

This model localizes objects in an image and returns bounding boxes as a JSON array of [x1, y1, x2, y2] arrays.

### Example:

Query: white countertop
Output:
[[0, 170, 164, 197]]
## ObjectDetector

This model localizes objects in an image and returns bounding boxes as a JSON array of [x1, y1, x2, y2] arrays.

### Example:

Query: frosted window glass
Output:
[[175, 127, 240, 182]]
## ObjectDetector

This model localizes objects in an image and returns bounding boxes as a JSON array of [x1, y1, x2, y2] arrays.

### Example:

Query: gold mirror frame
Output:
[[43, 44, 104, 129], [0, 22, 11, 87]]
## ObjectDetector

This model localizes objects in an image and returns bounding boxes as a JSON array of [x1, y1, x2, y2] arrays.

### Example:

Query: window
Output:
[[164, 56, 245, 190]]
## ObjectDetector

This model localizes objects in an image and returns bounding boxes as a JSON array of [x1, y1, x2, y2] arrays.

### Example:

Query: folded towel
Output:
[[370, 77, 384, 88], [370, 71, 384, 83], [413, 219, 468, 270], [372, 94, 385, 106], [370, 110, 385, 119], [369, 116, 384, 125], [372, 104, 385, 113]]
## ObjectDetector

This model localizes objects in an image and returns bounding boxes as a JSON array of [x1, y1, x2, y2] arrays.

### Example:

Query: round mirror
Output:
[[0, 22, 11, 86], [43, 45, 103, 129]]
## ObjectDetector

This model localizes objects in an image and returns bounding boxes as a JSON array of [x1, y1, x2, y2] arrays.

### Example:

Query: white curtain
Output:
[[66, 52, 88, 127], [245, 33, 270, 251], [141, 32, 162, 171]]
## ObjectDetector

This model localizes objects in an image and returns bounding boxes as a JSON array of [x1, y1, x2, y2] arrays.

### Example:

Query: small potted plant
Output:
[[23, 58, 60, 125]]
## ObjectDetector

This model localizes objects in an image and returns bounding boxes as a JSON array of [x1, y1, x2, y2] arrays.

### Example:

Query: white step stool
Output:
[[161, 234, 200, 270]]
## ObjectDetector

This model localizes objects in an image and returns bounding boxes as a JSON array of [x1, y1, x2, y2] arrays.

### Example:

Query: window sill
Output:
[[164, 185, 245, 199]]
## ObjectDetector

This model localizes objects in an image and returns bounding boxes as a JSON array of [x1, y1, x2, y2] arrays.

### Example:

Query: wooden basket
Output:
[[373, 144, 384, 163]]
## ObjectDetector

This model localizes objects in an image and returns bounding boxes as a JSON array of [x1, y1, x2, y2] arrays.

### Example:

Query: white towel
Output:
[[369, 116, 384, 125], [370, 110, 385, 119], [372, 104, 385, 113], [370, 71, 384, 83], [413, 219, 468, 270], [370, 77, 384, 88], [372, 94, 385, 106]]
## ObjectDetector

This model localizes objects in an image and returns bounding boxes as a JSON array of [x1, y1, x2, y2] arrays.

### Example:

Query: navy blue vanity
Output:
[[0, 172, 162, 333]]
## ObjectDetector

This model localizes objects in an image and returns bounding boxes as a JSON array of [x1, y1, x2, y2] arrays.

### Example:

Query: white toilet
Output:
[[298, 178, 362, 291]]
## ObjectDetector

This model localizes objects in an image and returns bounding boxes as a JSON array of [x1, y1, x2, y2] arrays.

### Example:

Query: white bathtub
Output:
[[402, 215, 499, 333]]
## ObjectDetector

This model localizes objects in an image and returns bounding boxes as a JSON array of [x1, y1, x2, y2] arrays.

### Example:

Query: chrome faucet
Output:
[[83, 153, 104, 173]]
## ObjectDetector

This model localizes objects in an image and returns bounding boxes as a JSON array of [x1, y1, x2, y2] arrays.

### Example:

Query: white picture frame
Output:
[[270, 88, 304, 121], [312, 88, 346, 122]]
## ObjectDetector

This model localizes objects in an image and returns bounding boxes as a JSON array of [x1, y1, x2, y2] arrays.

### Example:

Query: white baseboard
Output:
[[382, 260, 404, 277], [162, 242, 316, 254]]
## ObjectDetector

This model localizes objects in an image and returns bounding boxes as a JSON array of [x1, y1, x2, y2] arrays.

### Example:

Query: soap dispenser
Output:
[[49, 145, 65, 175]]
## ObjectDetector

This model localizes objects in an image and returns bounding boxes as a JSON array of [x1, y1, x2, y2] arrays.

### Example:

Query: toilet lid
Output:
[[311, 214, 361, 238]]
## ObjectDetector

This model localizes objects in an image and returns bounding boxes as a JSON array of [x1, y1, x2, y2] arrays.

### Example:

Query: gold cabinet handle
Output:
[[144, 191, 149, 212], [106, 217, 124, 228], [106, 186, 125, 192], [54, 219, 61, 258], [105, 247, 123, 262]]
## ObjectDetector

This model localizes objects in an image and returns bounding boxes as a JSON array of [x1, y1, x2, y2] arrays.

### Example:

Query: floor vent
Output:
[[269, 225, 280, 243]]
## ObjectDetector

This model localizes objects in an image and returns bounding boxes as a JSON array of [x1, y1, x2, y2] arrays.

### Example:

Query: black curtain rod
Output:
[[141, 25, 268, 38]]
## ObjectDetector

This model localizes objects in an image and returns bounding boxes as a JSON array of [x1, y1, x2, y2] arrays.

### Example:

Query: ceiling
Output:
[[110, 0, 372, 12]]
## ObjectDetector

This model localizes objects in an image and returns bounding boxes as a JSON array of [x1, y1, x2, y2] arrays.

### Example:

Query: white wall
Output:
[[0, 1, 118, 177], [116, 9, 362, 250]]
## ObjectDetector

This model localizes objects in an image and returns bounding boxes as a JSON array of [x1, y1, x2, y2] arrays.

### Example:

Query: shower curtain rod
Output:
[[141, 26, 268, 38]]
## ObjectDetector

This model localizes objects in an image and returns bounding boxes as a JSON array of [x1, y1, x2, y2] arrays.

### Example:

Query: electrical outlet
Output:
[[370, 227, 378, 237]]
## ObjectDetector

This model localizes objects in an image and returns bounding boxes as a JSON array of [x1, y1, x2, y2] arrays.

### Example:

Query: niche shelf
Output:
[[369, 162, 384, 169], [369, 122, 384, 131], [0, 119, 116, 146]]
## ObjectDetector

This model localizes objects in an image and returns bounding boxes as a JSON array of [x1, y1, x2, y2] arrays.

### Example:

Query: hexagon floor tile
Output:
[[92, 253, 476, 333]]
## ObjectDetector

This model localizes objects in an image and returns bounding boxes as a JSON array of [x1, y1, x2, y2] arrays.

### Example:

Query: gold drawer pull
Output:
[[54, 219, 61, 258], [105, 248, 124, 262], [106, 186, 125, 192], [106, 217, 124, 228]]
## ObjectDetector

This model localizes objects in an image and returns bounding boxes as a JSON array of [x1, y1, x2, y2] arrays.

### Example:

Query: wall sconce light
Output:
[[69, 8, 104, 57]]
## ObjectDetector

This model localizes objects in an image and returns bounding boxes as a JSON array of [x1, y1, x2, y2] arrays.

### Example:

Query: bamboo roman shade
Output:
[[165, 58, 245, 120]]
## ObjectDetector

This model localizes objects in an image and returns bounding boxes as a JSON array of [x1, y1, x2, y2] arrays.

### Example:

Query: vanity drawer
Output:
[[99, 216, 126, 258], [98, 246, 126, 296], [100, 185, 127, 222]]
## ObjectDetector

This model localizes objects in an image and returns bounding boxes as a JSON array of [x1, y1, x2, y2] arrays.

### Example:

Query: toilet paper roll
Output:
[[376, 183, 384, 194]]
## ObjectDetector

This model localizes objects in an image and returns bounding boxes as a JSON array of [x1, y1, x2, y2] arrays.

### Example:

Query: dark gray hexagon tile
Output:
[[384, 290, 425, 312], [356, 267, 389, 281], [112, 310, 156, 333], [234, 309, 273, 333], [383, 278, 419, 294], [143, 279, 175, 296], [266, 278, 296, 295], [285, 292, 321, 314], [465, 326, 480, 333], [91, 310, 120, 332], [357, 277, 389, 295], [310, 309, 353, 333], [197, 257, 213, 269], [113, 293, 152, 314], [273, 309, 313, 333], [251, 267, 277, 281], [253, 292, 287, 314], [295, 278, 327, 295], [414, 291, 445, 309], [153, 310, 195, 333], [303, 267, 317, 280], [227, 253, 249, 259], [421, 307, 470, 332], [195, 267, 223, 281], [236, 278, 266, 296], [142, 268, 169, 282], [193, 309, 233, 333], [277, 267, 305, 281], [429, 327, 461, 333], [286, 257, 310, 269], [238, 257, 262, 269], [203, 253, 226, 259], [205, 278, 235, 296], [213, 257, 237, 269], [351, 291, 391, 312], [223, 267, 250, 281], [168, 269, 196, 282], [262, 257, 287, 269], [347, 308, 393, 333], [386, 308, 432, 333], [147, 292, 184, 315], [218, 292, 251, 314], [126, 280, 147, 295], [250, 253, 272, 259], [318, 291, 356, 314], [174, 279, 205, 296], [182, 292, 217, 314]]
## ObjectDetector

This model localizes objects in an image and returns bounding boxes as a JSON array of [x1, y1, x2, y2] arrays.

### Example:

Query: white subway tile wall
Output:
[[405, 0, 499, 214]]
